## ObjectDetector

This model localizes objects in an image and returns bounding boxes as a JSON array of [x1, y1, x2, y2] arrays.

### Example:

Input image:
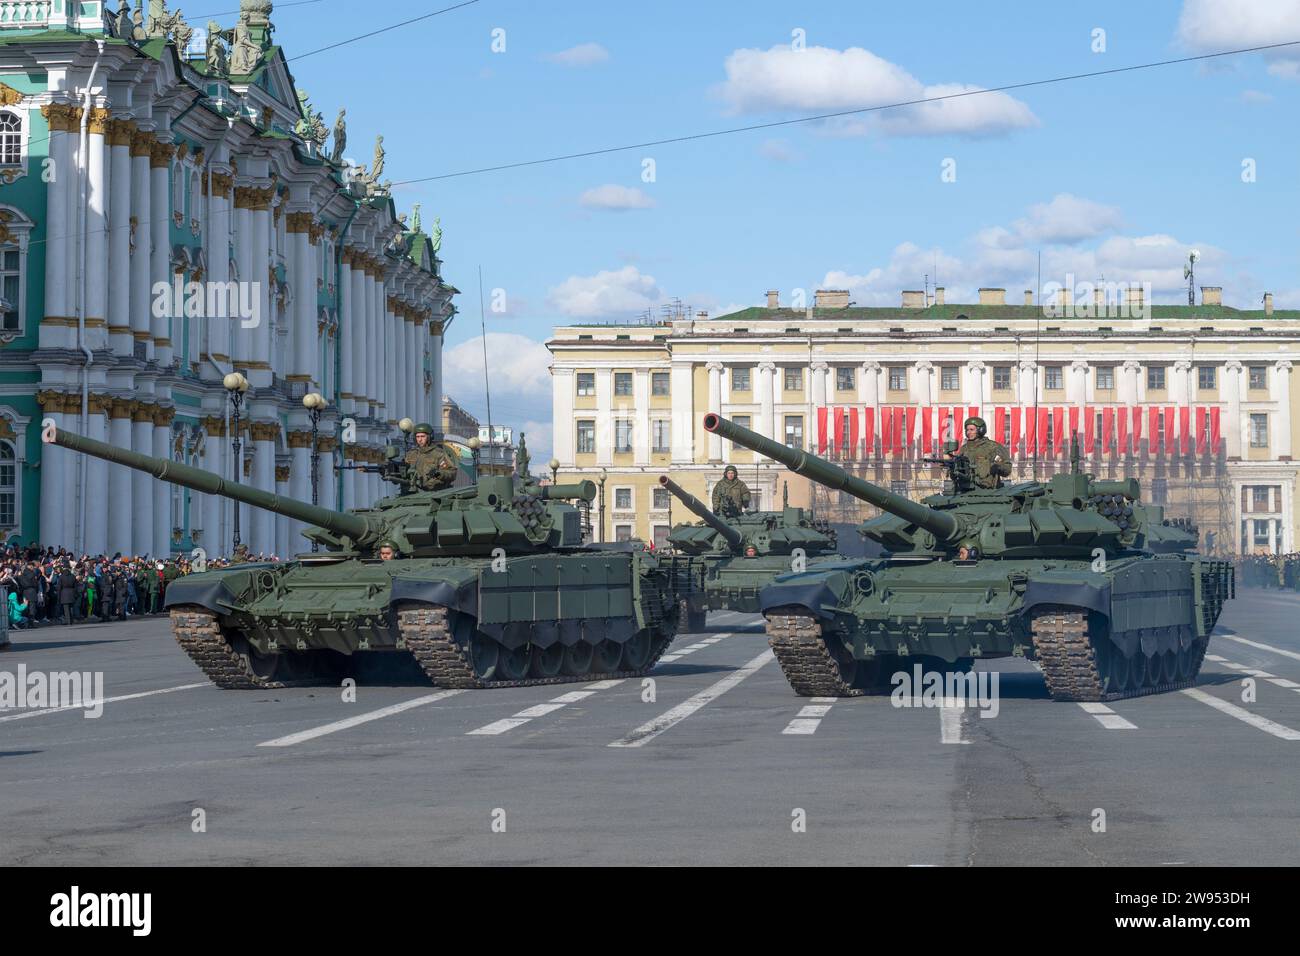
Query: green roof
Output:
[[714, 304, 1299, 323]]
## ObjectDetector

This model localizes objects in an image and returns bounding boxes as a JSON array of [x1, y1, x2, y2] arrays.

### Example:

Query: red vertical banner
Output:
[[1148, 407, 1159, 455], [848, 407, 860, 459], [1196, 406, 1208, 454], [955, 406, 967, 439], [881, 407, 893, 455], [832, 407, 845, 457], [1116, 407, 1128, 454], [1037, 407, 1050, 454], [1068, 406, 1080, 448], [1179, 406, 1191, 454], [1165, 405, 1176, 453], [904, 407, 917, 455], [817, 407, 828, 454], [893, 406, 905, 454], [1025, 407, 1036, 454], [921, 406, 933, 454], [1084, 406, 1095, 454], [1131, 405, 1142, 452], [994, 406, 1006, 449], [863, 407, 875, 456], [968, 405, 979, 423], [1210, 406, 1221, 453], [938, 406, 951, 448], [1010, 408, 1022, 456], [1102, 407, 1115, 453], [1053, 407, 1065, 455]]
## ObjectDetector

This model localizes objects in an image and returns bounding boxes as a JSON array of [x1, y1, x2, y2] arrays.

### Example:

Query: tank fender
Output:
[[164, 567, 265, 614], [1021, 573, 1112, 620], [390, 576, 479, 615], [759, 567, 853, 620]]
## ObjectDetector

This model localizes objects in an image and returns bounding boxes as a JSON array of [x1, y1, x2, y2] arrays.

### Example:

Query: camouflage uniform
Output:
[[404, 443, 459, 491], [954, 418, 1011, 490], [711, 468, 751, 518]]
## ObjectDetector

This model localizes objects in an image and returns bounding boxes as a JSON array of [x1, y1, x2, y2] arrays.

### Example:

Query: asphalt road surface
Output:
[[1, 591, 1297, 866]]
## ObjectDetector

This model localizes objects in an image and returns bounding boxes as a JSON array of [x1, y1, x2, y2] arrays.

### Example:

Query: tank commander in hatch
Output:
[[402, 423, 459, 491], [377, 541, 399, 561], [711, 465, 751, 518], [947, 416, 1011, 490]]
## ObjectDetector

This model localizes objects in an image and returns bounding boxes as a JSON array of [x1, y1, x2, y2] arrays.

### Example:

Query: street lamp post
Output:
[[398, 417, 415, 450], [468, 436, 481, 477], [223, 372, 250, 552], [598, 468, 608, 543], [303, 392, 326, 552], [548, 457, 559, 485]]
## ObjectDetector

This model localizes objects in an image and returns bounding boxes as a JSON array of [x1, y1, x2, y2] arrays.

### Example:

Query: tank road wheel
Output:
[[591, 640, 623, 674], [561, 641, 594, 676], [1156, 649, 1179, 686], [229, 635, 281, 682], [1129, 651, 1148, 690], [1102, 642, 1133, 695], [469, 632, 500, 682], [530, 643, 564, 679], [498, 643, 532, 682], [1176, 642, 1199, 682], [620, 630, 653, 671], [765, 610, 865, 697], [171, 607, 289, 689]]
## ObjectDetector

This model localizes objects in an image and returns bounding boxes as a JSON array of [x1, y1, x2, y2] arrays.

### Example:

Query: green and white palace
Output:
[[0, 0, 456, 557]]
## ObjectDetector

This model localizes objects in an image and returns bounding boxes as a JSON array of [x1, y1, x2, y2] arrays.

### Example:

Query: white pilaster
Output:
[[1275, 360, 1293, 459], [706, 362, 723, 462], [1225, 361, 1243, 458]]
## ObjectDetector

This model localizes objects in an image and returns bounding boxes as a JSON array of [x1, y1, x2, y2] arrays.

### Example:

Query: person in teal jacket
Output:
[[7, 589, 28, 629]]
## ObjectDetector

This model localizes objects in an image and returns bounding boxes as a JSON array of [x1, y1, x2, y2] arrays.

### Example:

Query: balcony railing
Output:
[[0, 2, 53, 30]]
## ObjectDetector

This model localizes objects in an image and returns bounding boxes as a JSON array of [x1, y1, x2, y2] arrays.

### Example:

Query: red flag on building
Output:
[[1026, 407, 1036, 454], [1209, 406, 1221, 453], [1102, 407, 1114, 453], [921, 406, 933, 454], [904, 407, 916, 454], [1054, 407, 1065, 455], [881, 407, 893, 455], [1147, 406, 1159, 454], [1165, 405, 1176, 454], [863, 407, 875, 456], [1009, 407, 1021, 455], [968, 405, 979, 423], [894, 406, 906, 454], [1131, 405, 1142, 452], [994, 406, 1006, 450], [848, 407, 860, 459], [1036, 408, 1049, 455], [1196, 406, 1208, 454], [1084, 406, 1095, 454], [832, 407, 844, 456], [938, 406, 951, 448], [1116, 407, 1128, 454], [1068, 406, 1080, 448], [1179, 406, 1191, 454], [817, 407, 828, 454]]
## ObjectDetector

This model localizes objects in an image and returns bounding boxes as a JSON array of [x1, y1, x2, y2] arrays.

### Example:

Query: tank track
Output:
[[170, 608, 285, 690], [765, 612, 864, 697], [397, 605, 676, 689], [1030, 608, 1204, 702]]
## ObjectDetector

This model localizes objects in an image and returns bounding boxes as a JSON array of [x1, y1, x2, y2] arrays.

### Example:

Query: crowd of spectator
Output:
[[1236, 553, 1300, 590]]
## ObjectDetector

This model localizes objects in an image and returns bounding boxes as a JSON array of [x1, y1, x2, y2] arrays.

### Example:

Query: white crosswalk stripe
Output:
[[1182, 688, 1300, 742], [1224, 636, 1300, 662], [658, 632, 732, 664], [259, 690, 465, 747], [1077, 701, 1137, 730], [939, 698, 970, 744], [467, 681, 622, 736], [781, 698, 838, 735], [0, 682, 208, 723]]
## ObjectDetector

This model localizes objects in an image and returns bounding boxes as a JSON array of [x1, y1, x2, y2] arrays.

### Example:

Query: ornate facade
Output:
[[0, 1, 456, 556], [549, 288, 1300, 555]]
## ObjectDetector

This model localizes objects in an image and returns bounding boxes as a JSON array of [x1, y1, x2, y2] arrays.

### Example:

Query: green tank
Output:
[[46, 426, 685, 689], [703, 413, 1235, 701], [659, 475, 839, 630]]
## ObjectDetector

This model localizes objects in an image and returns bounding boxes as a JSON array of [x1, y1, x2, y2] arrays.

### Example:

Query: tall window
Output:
[[576, 420, 595, 454], [576, 372, 595, 396], [888, 367, 907, 391], [0, 246, 19, 331], [0, 441, 14, 529], [940, 366, 959, 391], [1044, 366, 1063, 390], [614, 419, 633, 453], [614, 372, 633, 396], [784, 367, 802, 391], [651, 371, 670, 396], [1147, 366, 1166, 390], [1095, 366, 1114, 390], [1251, 486, 1270, 510], [0, 111, 20, 167], [614, 525, 632, 543], [732, 414, 751, 430], [784, 415, 803, 449], [731, 367, 751, 391], [614, 488, 632, 510], [653, 524, 670, 550], [1249, 366, 1267, 390], [1198, 366, 1217, 390], [992, 365, 1011, 390], [1250, 413, 1268, 448], [652, 487, 670, 510], [836, 366, 855, 391], [652, 419, 670, 453]]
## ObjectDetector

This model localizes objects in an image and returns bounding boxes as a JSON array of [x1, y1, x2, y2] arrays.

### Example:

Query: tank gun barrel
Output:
[[703, 413, 961, 543], [539, 481, 597, 502], [659, 475, 744, 553], [45, 426, 379, 545]]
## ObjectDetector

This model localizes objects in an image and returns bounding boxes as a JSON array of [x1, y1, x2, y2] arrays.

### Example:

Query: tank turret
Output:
[[659, 476, 745, 553]]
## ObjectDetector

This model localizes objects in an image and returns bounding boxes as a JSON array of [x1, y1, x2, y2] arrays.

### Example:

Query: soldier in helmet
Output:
[[377, 540, 400, 561], [403, 423, 459, 491], [711, 465, 751, 518], [230, 543, 251, 565], [947, 416, 1011, 490]]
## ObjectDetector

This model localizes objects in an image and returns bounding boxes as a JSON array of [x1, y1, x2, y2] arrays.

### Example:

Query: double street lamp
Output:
[[223, 372, 250, 552], [303, 392, 326, 552]]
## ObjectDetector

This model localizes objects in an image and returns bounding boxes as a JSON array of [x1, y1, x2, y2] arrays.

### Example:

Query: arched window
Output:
[[0, 440, 15, 530], [0, 111, 21, 167]]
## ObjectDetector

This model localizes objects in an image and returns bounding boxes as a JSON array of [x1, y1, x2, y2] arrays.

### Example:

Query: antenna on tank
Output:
[[478, 265, 494, 461]]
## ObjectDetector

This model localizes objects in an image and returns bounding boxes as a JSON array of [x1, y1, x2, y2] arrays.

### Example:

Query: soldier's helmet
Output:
[[723, 465, 738, 480], [377, 539, 401, 557], [413, 423, 435, 437], [964, 416, 987, 438]]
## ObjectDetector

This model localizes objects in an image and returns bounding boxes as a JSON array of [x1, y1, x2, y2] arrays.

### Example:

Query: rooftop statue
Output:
[[329, 108, 347, 164], [431, 216, 442, 254], [411, 203, 422, 233], [205, 20, 229, 74]]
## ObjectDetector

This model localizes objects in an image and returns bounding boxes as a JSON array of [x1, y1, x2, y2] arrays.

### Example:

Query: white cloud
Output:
[[716, 45, 1038, 137], [578, 184, 656, 210], [1011, 193, 1124, 245], [1176, 0, 1300, 74], [758, 138, 800, 161], [544, 42, 610, 67], [547, 265, 663, 319], [443, 332, 552, 414]]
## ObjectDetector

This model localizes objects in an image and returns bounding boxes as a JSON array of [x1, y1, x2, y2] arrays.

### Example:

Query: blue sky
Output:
[[263, 0, 1300, 452]]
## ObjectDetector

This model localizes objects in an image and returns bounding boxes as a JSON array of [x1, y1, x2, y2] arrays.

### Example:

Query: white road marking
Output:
[[1076, 702, 1137, 730], [259, 689, 465, 747], [781, 702, 835, 735], [1182, 688, 1300, 742], [1205, 654, 1228, 662], [1267, 678, 1300, 689], [657, 655, 683, 663], [655, 632, 732, 666], [0, 682, 208, 723], [939, 698, 970, 745], [1220, 661, 1248, 671], [1243, 669, 1276, 679], [466, 681, 623, 736], [610, 649, 775, 748], [1225, 636, 1300, 662]]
